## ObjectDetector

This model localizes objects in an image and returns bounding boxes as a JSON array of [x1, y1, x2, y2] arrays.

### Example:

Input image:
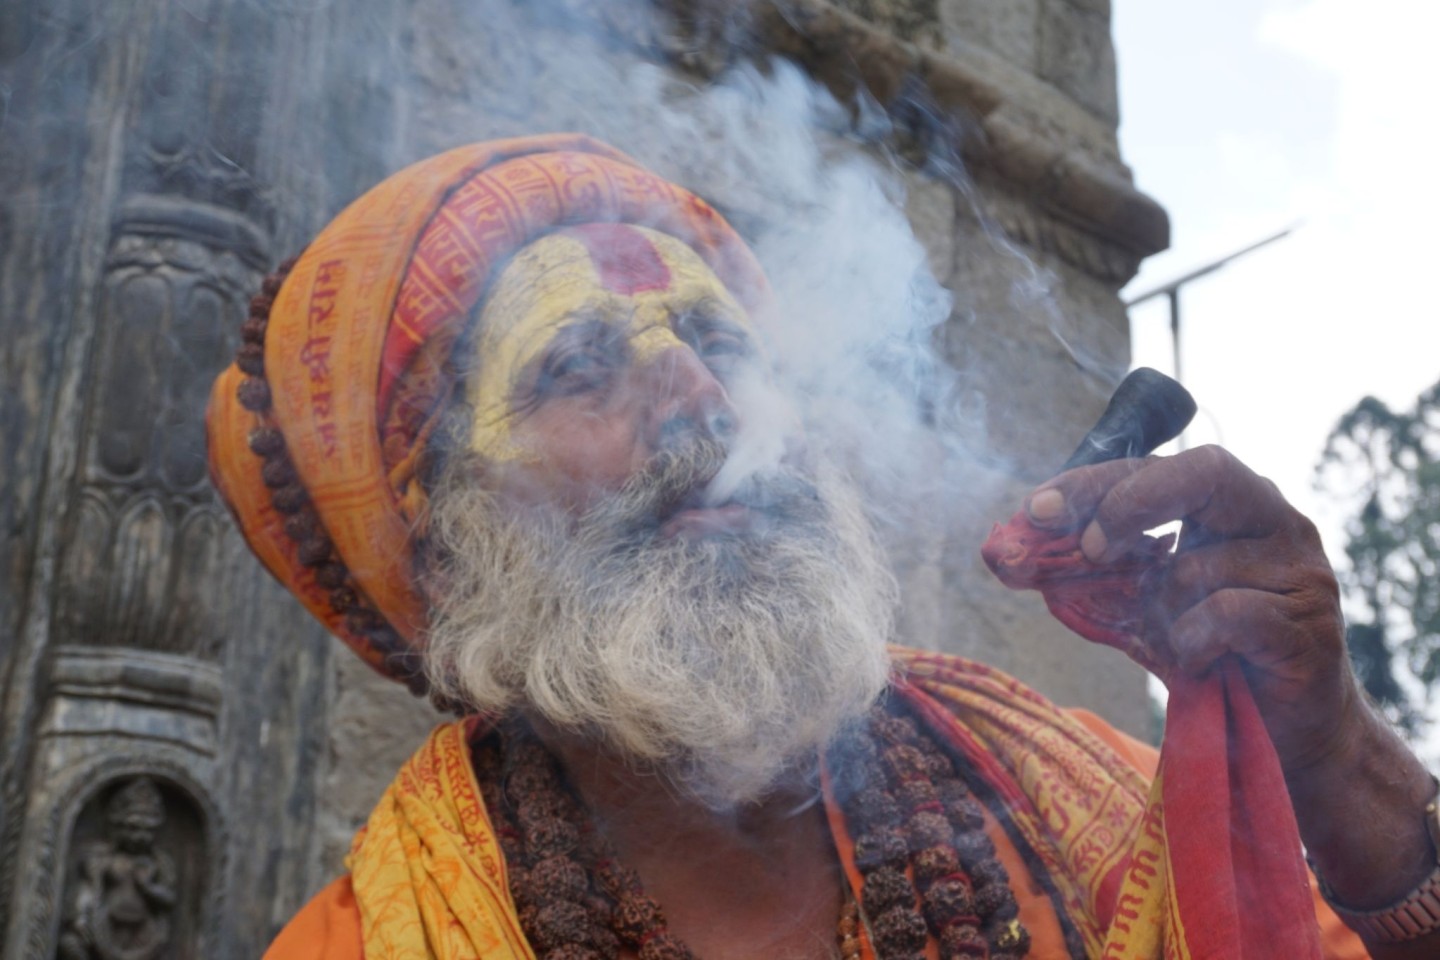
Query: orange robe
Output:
[[266, 652, 1369, 960]]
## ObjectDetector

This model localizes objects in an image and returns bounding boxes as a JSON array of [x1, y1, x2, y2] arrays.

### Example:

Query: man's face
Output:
[[467, 223, 784, 537], [427, 224, 896, 807]]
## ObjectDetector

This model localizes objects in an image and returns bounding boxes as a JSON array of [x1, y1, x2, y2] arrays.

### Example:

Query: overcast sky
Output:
[[1113, 0, 1440, 731]]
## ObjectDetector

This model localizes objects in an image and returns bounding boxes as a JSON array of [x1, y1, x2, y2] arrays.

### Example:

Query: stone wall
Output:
[[0, 0, 1166, 954]]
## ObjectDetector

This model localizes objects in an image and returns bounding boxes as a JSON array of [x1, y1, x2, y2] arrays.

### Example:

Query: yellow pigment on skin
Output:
[[466, 227, 755, 461]]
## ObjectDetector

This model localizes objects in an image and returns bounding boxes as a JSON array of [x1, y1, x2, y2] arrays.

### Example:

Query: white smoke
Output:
[[392, 0, 1021, 532]]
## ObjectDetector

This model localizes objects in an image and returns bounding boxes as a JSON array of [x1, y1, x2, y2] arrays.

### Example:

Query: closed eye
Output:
[[523, 320, 624, 403], [678, 313, 754, 375]]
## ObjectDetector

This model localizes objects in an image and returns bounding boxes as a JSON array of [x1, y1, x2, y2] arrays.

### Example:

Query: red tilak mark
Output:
[[566, 223, 673, 295]]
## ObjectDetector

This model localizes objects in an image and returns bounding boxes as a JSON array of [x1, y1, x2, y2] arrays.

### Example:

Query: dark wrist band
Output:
[[1316, 775, 1440, 944]]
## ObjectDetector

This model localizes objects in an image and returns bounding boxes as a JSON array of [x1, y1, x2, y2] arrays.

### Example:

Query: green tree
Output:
[[1317, 378, 1440, 736]]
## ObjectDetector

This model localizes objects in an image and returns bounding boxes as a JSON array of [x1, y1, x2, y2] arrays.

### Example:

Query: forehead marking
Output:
[[566, 223, 673, 296]]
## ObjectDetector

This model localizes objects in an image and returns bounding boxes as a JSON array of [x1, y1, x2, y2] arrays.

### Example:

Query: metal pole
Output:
[[1125, 225, 1296, 450], [1167, 287, 1182, 385]]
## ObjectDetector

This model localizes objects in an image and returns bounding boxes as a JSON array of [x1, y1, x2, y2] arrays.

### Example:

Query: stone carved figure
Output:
[[58, 778, 177, 960]]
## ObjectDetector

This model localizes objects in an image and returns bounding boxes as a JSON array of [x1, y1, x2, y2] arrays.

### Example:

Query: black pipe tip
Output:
[[1060, 368, 1198, 472]]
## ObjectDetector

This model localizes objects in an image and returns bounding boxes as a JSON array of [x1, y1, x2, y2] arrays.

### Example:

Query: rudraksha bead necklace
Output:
[[473, 696, 1039, 960]]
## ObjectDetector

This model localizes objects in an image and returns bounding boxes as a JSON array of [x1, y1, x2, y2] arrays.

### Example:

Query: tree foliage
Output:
[[1317, 378, 1440, 735]]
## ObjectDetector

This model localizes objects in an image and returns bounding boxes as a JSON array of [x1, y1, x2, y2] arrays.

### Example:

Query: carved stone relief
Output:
[[57, 778, 181, 960], [52, 197, 266, 663]]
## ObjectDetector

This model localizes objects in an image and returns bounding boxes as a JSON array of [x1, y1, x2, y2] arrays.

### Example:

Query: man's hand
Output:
[[1023, 444, 1354, 772], [1025, 445, 1439, 956]]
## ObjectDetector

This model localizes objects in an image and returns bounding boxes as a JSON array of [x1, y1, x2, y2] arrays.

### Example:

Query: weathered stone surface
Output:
[[1037, 0, 1119, 126], [938, 0, 1041, 73], [313, 653, 442, 877]]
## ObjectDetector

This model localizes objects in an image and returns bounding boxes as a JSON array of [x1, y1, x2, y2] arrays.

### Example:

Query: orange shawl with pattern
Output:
[[340, 650, 1334, 960]]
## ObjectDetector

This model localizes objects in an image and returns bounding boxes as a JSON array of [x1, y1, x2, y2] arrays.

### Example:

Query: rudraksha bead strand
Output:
[[231, 258, 429, 696]]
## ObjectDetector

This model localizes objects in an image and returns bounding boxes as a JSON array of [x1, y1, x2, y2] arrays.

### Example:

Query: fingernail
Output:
[[1027, 488, 1065, 523], [1080, 521, 1107, 562]]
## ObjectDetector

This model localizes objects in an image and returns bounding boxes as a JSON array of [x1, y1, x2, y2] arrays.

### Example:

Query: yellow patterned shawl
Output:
[[342, 649, 1267, 960]]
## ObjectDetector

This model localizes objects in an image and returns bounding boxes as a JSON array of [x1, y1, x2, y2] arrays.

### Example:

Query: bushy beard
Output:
[[422, 441, 897, 808]]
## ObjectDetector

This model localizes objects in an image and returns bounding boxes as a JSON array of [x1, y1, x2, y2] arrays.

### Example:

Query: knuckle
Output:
[[1190, 443, 1233, 473]]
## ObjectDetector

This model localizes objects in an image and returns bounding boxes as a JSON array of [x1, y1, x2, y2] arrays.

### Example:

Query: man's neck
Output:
[[533, 719, 848, 960]]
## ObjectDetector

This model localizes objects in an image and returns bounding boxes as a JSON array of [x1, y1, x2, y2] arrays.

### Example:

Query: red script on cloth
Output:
[[981, 511, 1324, 959]]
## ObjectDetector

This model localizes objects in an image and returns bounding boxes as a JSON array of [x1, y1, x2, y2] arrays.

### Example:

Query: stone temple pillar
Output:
[[0, 0, 1166, 954]]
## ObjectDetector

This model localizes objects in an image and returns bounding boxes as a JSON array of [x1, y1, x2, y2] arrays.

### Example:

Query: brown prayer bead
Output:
[[851, 787, 901, 831], [913, 844, 962, 887], [240, 316, 268, 344], [636, 933, 694, 960], [508, 866, 534, 908], [530, 855, 588, 902], [871, 905, 928, 953], [249, 293, 275, 315], [237, 377, 271, 411], [532, 901, 592, 952], [247, 427, 285, 456], [953, 828, 992, 863], [297, 534, 333, 566], [883, 744, 929, 781], [916, 740, 955, 777], [972, 877, 1014, 919], [936, 778, 971, 803], [261, 456, 298, 488], [896, 779, 938, 810], [236, 342, 264, 375], [586, 926, 620, 960], [939, 921, 987, 957], [525, 816, 580, 858], [612, 894, 665, 942], [853, 827, 908, 869], [923, 877, 976, 928], [327, 586, 358, 614], [874, 714, 918, 745], [596, 860, 642, 899], [947, 796, 987, 832], [906, 810, 953, 850], [990, 915, 1030, 953], [283, 510, 322, 541], [518, 795, 572, 826], [861, 865, 912, 914], [969, 857, 1008, 889], [508, 763, 560, 800], [313, 561, 346, 589], [582, 894, 612, 925]]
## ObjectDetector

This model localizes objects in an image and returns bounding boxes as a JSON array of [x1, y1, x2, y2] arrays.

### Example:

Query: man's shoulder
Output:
[[263, 876, 363, 960]]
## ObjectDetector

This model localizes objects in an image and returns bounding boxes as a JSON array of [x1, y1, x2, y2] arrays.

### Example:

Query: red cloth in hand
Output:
[[982, 510, 1324, 959]]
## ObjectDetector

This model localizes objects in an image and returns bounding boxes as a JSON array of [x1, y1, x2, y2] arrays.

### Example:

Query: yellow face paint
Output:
[[465, 225, 756, 461]]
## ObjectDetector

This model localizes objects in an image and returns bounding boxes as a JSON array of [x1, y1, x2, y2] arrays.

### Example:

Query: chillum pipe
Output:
[[1060, 368, 1198, 472]]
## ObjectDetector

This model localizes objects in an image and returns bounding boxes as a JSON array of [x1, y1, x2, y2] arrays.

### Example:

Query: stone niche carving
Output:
[[55, 777, 204, 960], [51, 195, 266, 662]]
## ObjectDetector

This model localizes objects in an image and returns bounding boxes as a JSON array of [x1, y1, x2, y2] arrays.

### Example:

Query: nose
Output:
[[634, 342, 739, 452]]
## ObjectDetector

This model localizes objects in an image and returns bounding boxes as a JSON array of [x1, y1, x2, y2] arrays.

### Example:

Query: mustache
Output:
[[585, 436, 824, 538]]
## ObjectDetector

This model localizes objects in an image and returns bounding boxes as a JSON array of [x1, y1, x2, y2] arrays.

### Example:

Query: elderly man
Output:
[[209, 136, 1435, 959]]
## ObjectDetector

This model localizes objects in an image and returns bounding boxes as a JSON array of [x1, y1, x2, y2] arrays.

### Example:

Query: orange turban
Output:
[[207, 134, 770, 692]]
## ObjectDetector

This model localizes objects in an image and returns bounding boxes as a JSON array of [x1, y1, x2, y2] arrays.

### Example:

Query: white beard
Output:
[[422, 447, 897, 808]]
